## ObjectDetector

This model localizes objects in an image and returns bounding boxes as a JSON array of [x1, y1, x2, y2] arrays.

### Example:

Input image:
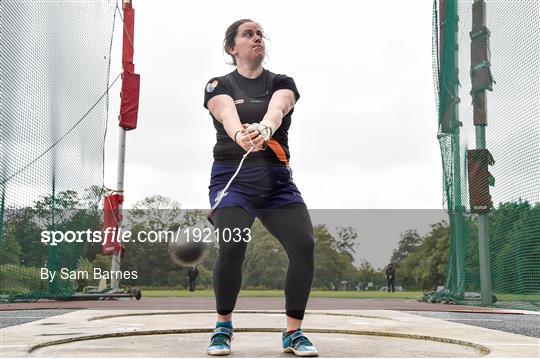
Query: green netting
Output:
[[0, 0, 117, 301], [433, 0, 539, 310]]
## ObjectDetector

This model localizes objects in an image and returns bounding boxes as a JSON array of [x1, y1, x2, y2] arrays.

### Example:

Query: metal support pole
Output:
[[110, 128, 126, 290], [116, 128, 127, 192], [476, 125, 492, 305], [478, 212, 492, 305], [471, 0, 492, 305], [110, 0, 131, 291], [446, 0, 466, 294]]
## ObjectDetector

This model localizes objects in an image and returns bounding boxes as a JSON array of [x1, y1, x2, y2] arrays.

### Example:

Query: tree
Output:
[[312, 224, 358, 290], [0, 230, 22, 265], [2, 206, 45, 267], [412, 222, 449, 290], [335, 226, 358, 261], [390, 229, 422, 265], [129, 195, 182, 231], [489, 201, 539, 294], [243, 222, 360, 290], [119, 222, 181, 287], [33, 190, 80, 229], [244, 220, 288, 289], [182, 209, 207, 227], [394, 222, 449, 290], [355, 260, 385, 289]]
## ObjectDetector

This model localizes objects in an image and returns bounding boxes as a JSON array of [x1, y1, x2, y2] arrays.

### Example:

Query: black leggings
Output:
[[210, 203, 314, 320]]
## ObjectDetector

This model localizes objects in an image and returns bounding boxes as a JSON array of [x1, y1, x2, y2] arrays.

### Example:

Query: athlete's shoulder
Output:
[[203, 72, 236, 109], [204, 71, 234, 94], [269, 71, 300, 101]]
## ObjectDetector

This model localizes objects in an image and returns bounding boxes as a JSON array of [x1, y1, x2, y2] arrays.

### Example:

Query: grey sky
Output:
[[104, 0, 443, 212]]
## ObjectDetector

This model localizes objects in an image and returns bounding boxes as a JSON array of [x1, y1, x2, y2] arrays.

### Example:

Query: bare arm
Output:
[[207, 94, 263, 151], [207, 94, 242, 138], [259, 89, 296, 134]]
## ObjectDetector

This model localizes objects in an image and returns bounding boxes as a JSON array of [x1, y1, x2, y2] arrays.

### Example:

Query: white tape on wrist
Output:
[[259, 120, 277, 137]]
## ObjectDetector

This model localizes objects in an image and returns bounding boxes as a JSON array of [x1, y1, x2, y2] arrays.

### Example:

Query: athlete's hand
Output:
[[244, 122, 273, 142], [235, 127, 264, 152]]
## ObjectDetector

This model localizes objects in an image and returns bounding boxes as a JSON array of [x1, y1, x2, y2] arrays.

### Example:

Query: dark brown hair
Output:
[[223, 19, 267, 65]]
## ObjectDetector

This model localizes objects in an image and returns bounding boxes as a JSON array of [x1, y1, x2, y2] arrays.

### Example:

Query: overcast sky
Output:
[[104, 0, 443, 212]]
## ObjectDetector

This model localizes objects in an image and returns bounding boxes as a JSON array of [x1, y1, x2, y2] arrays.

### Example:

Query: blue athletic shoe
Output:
[[207, 327, 233, 356], [282, 329, 319, 357]]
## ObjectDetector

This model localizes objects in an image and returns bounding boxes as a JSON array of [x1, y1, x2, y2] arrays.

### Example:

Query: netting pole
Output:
[[47, 174, 58, 294], [0, 186, 5, 250], [440, 0, 466, 294], [110, 128, 126, 290], [110, 0, 140, 290], [470, 0, 493, 306], [109, 0, 129, 290]]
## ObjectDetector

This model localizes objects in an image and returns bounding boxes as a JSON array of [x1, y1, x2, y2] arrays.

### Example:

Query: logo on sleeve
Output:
[[234, 99, 244, 104], [206, 80, 219, 93]]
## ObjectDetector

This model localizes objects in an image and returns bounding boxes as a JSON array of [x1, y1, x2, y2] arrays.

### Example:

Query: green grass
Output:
[[140, 289, 424, 300]]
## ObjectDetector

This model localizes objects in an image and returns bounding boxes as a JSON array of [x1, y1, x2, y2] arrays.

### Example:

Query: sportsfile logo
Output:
[[40, 228, 130, 246], [40, 227, 252, 245]]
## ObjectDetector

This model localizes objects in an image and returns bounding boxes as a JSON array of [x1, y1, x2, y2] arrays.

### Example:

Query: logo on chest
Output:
[[234, 99, 267, 105]]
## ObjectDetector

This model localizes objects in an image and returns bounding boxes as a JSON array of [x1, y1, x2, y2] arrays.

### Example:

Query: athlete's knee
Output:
[[299, 241, 315, 262], [293, 215, 315, 257], [217, 243, 247, 265], [285, 244, 313, 276]]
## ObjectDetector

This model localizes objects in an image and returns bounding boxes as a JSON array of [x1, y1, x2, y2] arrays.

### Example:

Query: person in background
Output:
[[386, 263, 396, 293], [188, 266, 199, 292]]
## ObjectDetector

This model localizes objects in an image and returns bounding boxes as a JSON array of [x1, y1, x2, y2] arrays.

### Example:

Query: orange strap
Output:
[[267, 139, 289, 165]]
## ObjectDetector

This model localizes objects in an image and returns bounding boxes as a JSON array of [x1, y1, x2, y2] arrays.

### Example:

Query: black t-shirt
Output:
[[203, 69, 300, 164]]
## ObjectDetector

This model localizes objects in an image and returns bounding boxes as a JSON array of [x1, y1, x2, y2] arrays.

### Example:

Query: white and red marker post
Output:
[[102, 0, 140, 291]]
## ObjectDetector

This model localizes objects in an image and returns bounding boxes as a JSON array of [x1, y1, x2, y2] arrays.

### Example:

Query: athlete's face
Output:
[[229, 22, 265, 64]]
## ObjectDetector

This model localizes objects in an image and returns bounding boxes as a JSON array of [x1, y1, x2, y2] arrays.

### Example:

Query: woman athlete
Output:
[[203, 19, 318, 357]]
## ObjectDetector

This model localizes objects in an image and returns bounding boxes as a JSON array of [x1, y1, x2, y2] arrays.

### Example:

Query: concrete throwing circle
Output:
[[87, 310, 396, 322], [29, 311, 490, 357], [30, 329, 489, 357]]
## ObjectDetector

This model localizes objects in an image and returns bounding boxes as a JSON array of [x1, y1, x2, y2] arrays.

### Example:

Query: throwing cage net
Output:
[[0, 0, 117, 301], [432, 0, 539, 310]]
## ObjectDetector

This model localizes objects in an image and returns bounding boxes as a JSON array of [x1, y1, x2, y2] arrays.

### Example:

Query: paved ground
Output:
[[1, 297, 526, 312], [407, 311, 540, 338], [1, 298, 539, 357], [2, 306, 538, 338], [1, 309, 538, 357], [0, 309, 76, 329]]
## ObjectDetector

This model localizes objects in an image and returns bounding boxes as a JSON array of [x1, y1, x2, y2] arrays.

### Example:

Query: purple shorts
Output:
[[208, 162, 305, 219]]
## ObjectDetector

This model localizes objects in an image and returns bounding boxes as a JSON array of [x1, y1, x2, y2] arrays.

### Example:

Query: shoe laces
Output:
[[293, 334, 313, 348], [211, 334, 230, 346]]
